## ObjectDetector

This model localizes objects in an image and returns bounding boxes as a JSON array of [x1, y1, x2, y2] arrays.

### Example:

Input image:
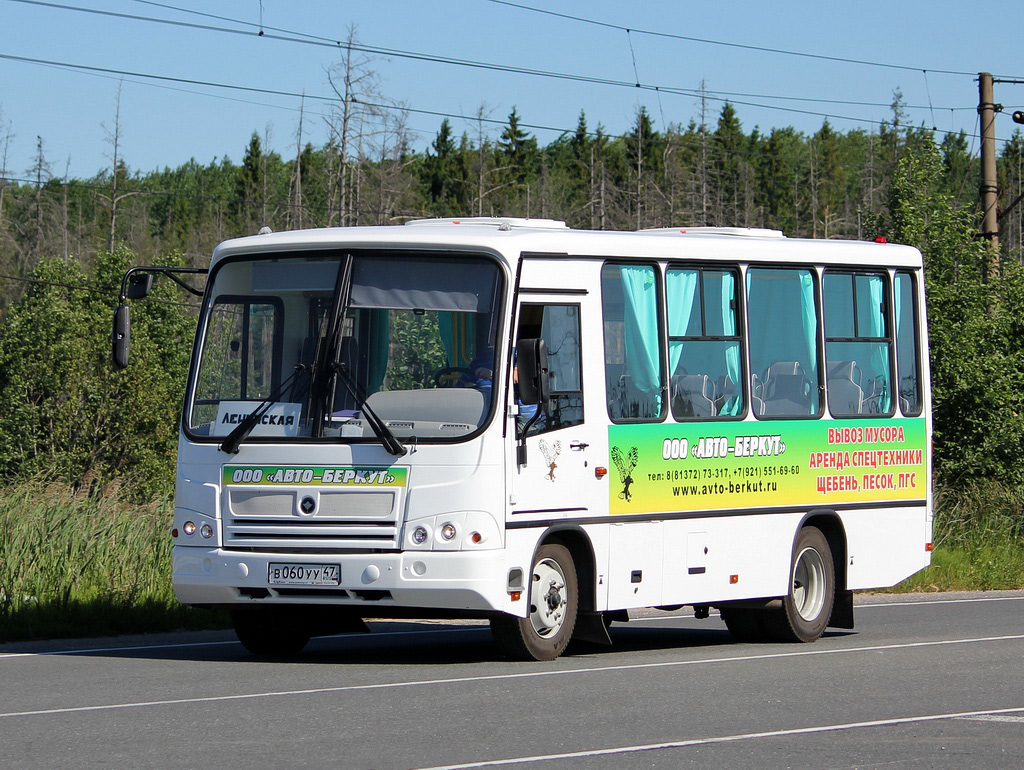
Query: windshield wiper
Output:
[[219, 366, 305, 454], [302, 254, 404, 456], [331, 362, 407, 457]]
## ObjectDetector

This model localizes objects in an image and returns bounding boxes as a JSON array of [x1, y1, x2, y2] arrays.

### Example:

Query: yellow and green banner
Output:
[[223, 465, 408, 487], [608, 419, 927, 514]]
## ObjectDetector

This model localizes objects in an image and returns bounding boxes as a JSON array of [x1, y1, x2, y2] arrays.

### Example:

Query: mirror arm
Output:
[[118, 265, 208, 302]]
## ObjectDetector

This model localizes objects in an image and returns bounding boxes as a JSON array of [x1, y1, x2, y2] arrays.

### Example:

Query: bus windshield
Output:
[[185, 251, 503, 444]]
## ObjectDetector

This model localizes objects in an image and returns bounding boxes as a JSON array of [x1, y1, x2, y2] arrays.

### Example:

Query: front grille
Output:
[[224, 488, 400, 550]]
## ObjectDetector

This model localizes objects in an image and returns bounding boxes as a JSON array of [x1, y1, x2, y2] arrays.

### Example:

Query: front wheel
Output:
[[763, 526, 835, 643], [490, 544, 578, 661]]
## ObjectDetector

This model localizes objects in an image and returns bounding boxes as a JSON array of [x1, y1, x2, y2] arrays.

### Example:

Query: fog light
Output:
[[200, 523, 214, 539], [440, 522, 457, 541], [411, 526, 429, 545], [182, 521, 196, 536]]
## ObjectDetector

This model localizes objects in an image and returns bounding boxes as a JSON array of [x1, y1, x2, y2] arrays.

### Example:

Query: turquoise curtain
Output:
[[866, 275, 891, 412], [438, 311, 473, 368], [666, 269, 698, 374], [619, 265, 662, 411], [800, 271, 817, 375], [721, 272, 742, 416], [366, 309, 390, 393]]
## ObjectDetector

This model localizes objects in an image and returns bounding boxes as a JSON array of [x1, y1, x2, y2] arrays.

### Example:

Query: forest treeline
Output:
[[1, 99, 1024, 500], [2, 98, 1023, 283]]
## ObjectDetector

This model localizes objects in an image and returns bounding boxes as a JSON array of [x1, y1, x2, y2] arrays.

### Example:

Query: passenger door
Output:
[[507, 269, 607, 524]]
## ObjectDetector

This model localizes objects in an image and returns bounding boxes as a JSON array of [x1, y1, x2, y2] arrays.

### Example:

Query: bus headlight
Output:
[[200, 523, 214, 539], [411, 526, 429, 545], [440, 522, 457, 541], [182, 521, 197, 536]]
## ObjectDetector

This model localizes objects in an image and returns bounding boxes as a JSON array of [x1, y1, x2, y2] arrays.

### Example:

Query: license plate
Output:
[[268, 563, 341, 586]]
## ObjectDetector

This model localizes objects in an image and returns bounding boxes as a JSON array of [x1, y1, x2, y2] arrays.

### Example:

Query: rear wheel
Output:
[[490, 544, 578, 661], [763, 526, 835, 643], [231, 608, 311, 657]]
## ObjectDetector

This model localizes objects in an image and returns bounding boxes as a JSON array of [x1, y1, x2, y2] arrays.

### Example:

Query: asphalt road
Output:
[[2, 591, 1023, 769]]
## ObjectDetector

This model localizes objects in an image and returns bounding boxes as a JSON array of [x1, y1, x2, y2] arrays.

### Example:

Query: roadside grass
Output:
[[893, 479, 1024, 592], [0, 481, 225, 643], [1, 478, 1021, 643]]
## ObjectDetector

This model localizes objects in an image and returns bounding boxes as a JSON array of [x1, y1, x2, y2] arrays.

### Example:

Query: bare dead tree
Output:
[[0, 108, 12, 232], [287, 94, 306, 230], [99, 82, 141, 254], [324, 27, 382, 227]]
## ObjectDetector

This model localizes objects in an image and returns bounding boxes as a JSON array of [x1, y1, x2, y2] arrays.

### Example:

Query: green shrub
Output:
[[895, 479, 1024, 591]]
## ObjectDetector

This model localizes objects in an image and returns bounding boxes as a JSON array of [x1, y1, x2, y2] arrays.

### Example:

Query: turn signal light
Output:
[[509, 591, 522, 601], [730, 574, 739, 584], [925, 542, 934, 552], [595, 467, 608, 478]]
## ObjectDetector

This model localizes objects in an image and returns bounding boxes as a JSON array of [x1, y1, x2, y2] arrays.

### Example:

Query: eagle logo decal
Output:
[[539, 439, 562, 481], [610, 445, 638, 501]]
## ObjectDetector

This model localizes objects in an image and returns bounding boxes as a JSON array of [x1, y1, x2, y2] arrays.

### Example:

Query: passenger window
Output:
[[895, 272, 922, 415], [747, 268, 821, 417], [517, 303, 583, 435], [823, 271, 893, 417], [667, 266, 744, 420], [602, 264, 664, 422]]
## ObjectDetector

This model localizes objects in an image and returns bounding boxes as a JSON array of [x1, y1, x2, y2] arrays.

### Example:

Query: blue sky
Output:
[[2, 0, 1023, 181]]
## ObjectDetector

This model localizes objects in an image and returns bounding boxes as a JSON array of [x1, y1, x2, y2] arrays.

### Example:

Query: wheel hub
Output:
[[530, 559, 567, 637]]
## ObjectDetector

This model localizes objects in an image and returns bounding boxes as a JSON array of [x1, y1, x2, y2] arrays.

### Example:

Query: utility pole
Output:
[[978, 74, 1024, 276], [978, 72, 1000, 282]]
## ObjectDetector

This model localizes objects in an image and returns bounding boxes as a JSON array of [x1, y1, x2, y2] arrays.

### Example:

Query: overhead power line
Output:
[[484, 0, 989, 78], [0, 50, 982, 143], [4, 0, 983, 125]]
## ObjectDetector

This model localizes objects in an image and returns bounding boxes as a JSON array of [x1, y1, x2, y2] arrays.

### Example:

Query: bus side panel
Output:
[[659, 514, 796, 606], [595, 514, 798, 612], [841, 505, 931, 590]]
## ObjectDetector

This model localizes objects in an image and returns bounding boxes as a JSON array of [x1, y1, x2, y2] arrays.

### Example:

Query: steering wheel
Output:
[[434, 366, 475, 388]]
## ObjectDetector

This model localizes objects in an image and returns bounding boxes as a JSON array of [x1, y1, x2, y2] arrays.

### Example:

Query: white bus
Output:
[[114, 218, 932, 660]]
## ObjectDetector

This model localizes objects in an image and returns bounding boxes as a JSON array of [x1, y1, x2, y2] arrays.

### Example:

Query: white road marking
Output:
[[958, 714, 1024, 723], [411, 706, 1024, 770], [1, 632, 1022, 720]]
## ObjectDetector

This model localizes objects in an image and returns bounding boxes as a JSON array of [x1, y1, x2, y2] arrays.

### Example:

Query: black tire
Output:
[[763, 526, 835, 643], [720, 607, 769, 642], [231, 608, 311, 657], [490, 544, 578, 661]]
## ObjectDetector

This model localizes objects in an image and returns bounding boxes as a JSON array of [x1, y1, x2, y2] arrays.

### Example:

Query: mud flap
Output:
[[829, 589, 855, 629], [572, 611, 613, 646]]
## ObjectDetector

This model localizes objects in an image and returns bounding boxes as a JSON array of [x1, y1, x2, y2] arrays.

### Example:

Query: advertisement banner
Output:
[[608, 418, 927, 515]]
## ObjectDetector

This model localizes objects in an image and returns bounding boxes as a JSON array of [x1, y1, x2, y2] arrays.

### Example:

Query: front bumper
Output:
[[173, 547, 513, 614]]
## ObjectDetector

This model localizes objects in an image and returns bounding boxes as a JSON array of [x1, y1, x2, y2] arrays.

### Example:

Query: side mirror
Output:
[[125, 273, 153, 300], [515, 338, 550, 406], [112, 304, 131, 368]]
